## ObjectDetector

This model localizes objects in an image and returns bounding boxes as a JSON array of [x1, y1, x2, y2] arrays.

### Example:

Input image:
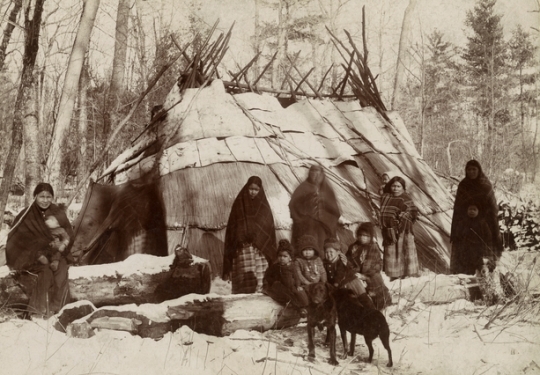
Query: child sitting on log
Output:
[[263, 239, 309, 316], [323, 237, 376, 310], [346, 222, 392, 310]]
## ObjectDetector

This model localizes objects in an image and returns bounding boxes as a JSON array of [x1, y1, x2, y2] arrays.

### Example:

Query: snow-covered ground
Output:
[[1, 274, 539, 375]]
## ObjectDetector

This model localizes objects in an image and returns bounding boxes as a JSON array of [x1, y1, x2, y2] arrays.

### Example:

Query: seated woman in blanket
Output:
[[6, 183, 74, 317]]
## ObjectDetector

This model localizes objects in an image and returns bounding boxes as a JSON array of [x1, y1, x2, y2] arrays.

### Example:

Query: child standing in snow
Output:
[[451, 202, 494, 275], [347, 222, 392, 310], [263, 239, 309, 315], [294, 234, 327, 289]]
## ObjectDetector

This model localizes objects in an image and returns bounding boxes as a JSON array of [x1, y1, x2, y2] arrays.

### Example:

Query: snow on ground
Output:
[[1, 278, 539, 375]]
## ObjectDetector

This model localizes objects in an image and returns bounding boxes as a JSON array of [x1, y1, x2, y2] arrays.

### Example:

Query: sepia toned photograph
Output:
[[0, 0, 538, 374]]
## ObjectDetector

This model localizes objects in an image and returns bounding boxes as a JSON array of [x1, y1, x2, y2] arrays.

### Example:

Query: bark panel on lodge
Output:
[[0, 253, 211, 308]]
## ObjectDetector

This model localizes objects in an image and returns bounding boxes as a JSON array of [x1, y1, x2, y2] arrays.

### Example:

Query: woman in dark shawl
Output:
[[223, 176, 276, 294], [289, 164, 341, 258], [451, 160, 502, 273], [6, 183, 74, 316], [380, 176, 419, 281]]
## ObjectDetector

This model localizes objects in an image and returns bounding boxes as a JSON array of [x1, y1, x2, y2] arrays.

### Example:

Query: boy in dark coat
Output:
[[263, 239, 309, 315], [323, 237, 376, 310], [347, 222, 392, 310]]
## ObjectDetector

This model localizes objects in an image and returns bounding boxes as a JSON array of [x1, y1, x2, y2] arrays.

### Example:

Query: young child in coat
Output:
[[43, 215, 73, 271], [263, 239, 309, 315], [294, 234, 327, 289], [452, 202, 494, 275], [323, 237, 376, 310], [346, 222, 392, 310]]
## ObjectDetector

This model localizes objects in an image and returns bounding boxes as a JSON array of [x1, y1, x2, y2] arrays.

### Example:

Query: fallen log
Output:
[[64, 293, 304, 339], [388, 274, 472, 304], [0, 252, 211, 308]]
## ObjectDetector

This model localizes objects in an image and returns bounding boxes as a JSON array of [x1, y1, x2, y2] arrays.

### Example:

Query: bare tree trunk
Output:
[[104, 0, 130, 155], [391, 0, 419, 110], [77, 60, 89, 198], [0, 0, 45, 224], [45, 0, 100, 196], [272, 0, 288, 89], [532, 76, 539, 182], [23, 77, 40, 205], [252, 0, 261, 82], [0, 0, 23, 71]]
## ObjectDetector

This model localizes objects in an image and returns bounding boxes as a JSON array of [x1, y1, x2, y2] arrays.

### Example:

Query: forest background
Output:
[[0, 0, 538, 221]]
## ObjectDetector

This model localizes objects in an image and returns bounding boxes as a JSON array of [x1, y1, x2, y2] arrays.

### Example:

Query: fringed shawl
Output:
[[7, 203, 73, 270], [380, 192, 418, 234], [223, 176, 276, 278]]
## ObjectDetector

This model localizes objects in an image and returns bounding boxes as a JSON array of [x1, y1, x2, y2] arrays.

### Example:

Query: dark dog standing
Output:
[[334, 288, 393, 367], [305, 282, 339, 366]]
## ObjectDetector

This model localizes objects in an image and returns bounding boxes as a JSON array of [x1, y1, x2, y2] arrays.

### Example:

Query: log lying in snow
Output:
[[63, 293, 304, 339], [0, 253, 212, 308], [388, 274, 472, 304]]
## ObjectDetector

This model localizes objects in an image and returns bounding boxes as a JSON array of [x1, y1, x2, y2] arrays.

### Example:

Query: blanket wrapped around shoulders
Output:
[[7, 203, 73, 270]]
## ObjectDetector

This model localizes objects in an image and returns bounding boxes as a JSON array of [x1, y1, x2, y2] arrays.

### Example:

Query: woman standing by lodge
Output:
[[450, 160, 502, 273], [380, 176, 419, 281], [223, 176, 277, 294], [6, 183, 74, 317], [288, 164, 341, 257]]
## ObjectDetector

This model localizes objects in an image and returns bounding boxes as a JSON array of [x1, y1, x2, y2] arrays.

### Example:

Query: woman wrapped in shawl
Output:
[[6, 183, 74, 316], [380, 176, 419, 280], [289, 164, 341, 258], [450, 160, 502, 273], [223, 176, 276, 294]]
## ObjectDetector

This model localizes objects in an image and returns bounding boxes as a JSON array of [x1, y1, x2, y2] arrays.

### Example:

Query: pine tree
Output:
[[462, 0, 508, 174], [507, 25, 538, 182]]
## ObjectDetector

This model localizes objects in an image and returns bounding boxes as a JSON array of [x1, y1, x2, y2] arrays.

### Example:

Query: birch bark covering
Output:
[[45, 0, 100, 194]]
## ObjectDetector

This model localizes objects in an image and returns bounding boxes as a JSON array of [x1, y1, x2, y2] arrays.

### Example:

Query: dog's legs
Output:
[[307, 324, 316, 360], [339, 325, 348, 359], [365, 336, 375, 363], [327, 325, 339, 366], [348, 332, 356, 356], [380, 330, 393, 367]]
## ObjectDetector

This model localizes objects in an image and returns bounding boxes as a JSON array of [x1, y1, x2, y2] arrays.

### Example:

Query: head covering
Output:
[[297, 234, 318, 255], [246, 175, 262, 188], [356, 222, 376, 242], [465, 160, 484, 179], [381, 171, 393, 179], [33, 182, 54, 197], [323, 237, 341, 250], [277, 239, 294, 258]]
